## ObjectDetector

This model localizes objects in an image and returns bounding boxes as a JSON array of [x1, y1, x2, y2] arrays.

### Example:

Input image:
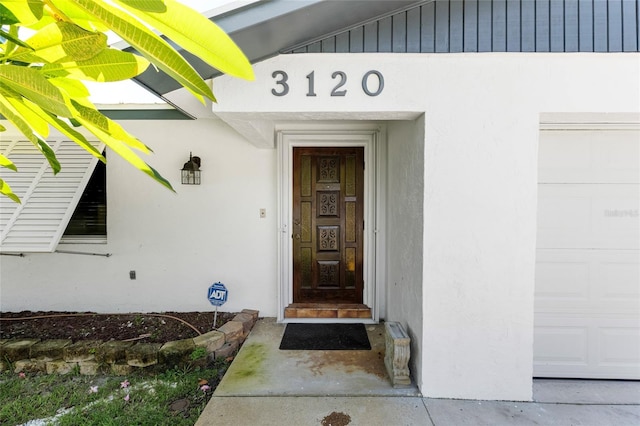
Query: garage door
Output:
[[534, 127, 640, 379]]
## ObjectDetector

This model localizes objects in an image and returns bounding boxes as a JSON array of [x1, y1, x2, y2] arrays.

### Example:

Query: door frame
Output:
[[276, 122, 386, 323]]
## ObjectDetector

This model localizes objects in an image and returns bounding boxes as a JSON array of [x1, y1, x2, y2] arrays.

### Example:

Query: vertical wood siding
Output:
[[287, 0, 639, 54]]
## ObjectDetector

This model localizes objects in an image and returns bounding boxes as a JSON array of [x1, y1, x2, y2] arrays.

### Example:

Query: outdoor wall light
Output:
[[181, 152, 201, 185]]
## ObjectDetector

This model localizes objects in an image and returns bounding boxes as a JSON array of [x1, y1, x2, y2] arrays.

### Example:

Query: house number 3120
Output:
[[271, 70, 384, 97]]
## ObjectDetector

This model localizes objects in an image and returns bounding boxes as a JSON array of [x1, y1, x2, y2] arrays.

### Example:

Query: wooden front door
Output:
[[292, 147, 364, 303]]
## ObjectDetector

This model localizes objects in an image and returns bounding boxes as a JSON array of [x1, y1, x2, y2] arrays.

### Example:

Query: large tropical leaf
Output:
[[19, 96, 104, 161], [0, 64, 73, 117], [48, 76, 90, 98], [9, 21, 107, 64], [116, 0, 254, 81], [71, 99, 153, 155], [0, 90, 61, 174], [0, 27, 32, 49], [4, 92, 49, 137], [42, 49, 150, 82], [0, 153, 18, 172], [53, 0, 214, 102], [0, 0, 43, 26], [77, 113, 174, 192], [0, 178, 20, 203]]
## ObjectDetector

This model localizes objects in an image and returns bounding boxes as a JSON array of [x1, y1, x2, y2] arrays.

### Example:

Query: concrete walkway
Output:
[[196, 319, 640, 425]]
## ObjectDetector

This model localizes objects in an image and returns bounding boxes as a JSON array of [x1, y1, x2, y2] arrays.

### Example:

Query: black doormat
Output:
[[279, 323, 371, 350]]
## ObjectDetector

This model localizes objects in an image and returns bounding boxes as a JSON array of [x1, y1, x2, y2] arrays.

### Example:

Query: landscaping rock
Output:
[[31, 339, 72, 361], [0, 339, 40, 361], [79, 361, 101, 375], [159, 339, 196, 367], [111, 362, 133, 376], [96, 341, 133, 364], [218, 321, 243, 343], [241, 309, 259, 321], [232, 313, 255, 335], [64, 340, 102, 362], [193, 330, 225, 353], [214, 340, 239, 359], [14, 359, 45, 373], [126, 343, 161, 367], [0, 308, 259, 377], [46, 360, 76, 375]]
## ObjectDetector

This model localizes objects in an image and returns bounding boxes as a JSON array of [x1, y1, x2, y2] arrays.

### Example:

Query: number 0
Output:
[[362, 70, 384, 96]]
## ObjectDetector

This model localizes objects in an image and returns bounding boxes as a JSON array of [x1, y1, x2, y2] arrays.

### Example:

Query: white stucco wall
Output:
[[1, 52, 638, 401], [386, 118, 425, 390], [209, 52, 639, 401], [0, 119, 278, 316]]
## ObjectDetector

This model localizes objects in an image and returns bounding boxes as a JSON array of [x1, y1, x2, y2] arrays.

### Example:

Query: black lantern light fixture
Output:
[[181, 152, 201, 185]]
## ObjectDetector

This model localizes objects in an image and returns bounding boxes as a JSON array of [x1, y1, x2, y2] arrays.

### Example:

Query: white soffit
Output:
[[0, 139, 102, 253]]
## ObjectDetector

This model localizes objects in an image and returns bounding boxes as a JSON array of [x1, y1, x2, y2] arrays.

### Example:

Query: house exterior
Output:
[[1, 0, 639, 401]]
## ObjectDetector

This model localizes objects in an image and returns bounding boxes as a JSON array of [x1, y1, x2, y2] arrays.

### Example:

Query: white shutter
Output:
[[0, 139, 102, 253]]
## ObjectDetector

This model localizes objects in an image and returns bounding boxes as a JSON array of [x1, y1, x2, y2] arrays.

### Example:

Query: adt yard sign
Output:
[[208, 282, 228, 307]]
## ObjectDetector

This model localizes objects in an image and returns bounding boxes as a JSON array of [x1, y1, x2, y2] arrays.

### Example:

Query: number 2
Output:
[[331, 71, 347, 96]]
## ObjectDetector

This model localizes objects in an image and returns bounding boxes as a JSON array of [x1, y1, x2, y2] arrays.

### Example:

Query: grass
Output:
[[0, 359, 230, 425]]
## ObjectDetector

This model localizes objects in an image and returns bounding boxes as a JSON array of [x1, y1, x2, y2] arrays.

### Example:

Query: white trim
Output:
[[540, 112, 640, 130], [276, 122, 386, 323]]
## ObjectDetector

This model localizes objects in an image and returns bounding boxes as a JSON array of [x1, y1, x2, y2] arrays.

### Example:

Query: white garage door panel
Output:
[[537, 184, 640, 249], [599, 327, 640, 367], [534, 323, 589, 366], [534, 316, 640, 379], [535, 126, 640, 379], [539, 130, 640, 183], [535, 250, 640, 313]]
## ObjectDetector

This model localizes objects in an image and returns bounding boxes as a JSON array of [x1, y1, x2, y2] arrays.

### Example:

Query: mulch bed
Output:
[[0, 311, 237, 344]]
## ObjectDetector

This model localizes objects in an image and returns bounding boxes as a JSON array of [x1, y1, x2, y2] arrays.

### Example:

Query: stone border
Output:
[[0, 309, 258, 376]]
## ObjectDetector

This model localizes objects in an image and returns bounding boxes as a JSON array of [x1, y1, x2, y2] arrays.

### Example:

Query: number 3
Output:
[[271, 71, 289, 96]]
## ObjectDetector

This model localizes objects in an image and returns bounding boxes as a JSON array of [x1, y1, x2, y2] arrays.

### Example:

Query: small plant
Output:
[[70, 364, 81, 376], [133, 315, 144, 327], [189, 347, 207, 361]]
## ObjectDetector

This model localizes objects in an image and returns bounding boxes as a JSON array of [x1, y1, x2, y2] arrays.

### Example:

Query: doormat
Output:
[[279, 323, 371, 350]]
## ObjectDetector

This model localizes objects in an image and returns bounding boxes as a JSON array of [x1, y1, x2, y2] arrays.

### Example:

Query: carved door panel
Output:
[[292, 147, 364, 303]]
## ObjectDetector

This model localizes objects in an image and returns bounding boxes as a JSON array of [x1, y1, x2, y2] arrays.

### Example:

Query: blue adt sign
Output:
[[207, 282, 228, 307]]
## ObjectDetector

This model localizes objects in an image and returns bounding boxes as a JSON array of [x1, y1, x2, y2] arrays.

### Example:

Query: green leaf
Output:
[[0, 153, 18, 171], [10, 21, 107, 64], [42, 49, 150, 82], [70, 99, 152, 154], [118, 0, 166, 13], [0, 64, 73, 117], [116, 0, 254, 81], [0, 27, 33, 49], [4, 92, 50, 137], [0, 0, 43, 26], [57, 0, 214, 103], [0, 90, 61, 173], [49, 76, 90, 98], [34, 137, 60, 174], [18, 96, 104, 161], [0, 123, 6, 131], [78, 115, 174, 192], [0, 178, 21, 203], [0, 88, 41, 139]]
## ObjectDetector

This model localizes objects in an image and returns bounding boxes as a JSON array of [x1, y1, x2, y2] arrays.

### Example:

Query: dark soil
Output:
[[0, 311, 237, 343]]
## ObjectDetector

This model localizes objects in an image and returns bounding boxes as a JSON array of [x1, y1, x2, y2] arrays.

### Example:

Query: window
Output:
[[63, 157, 106, 238]]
